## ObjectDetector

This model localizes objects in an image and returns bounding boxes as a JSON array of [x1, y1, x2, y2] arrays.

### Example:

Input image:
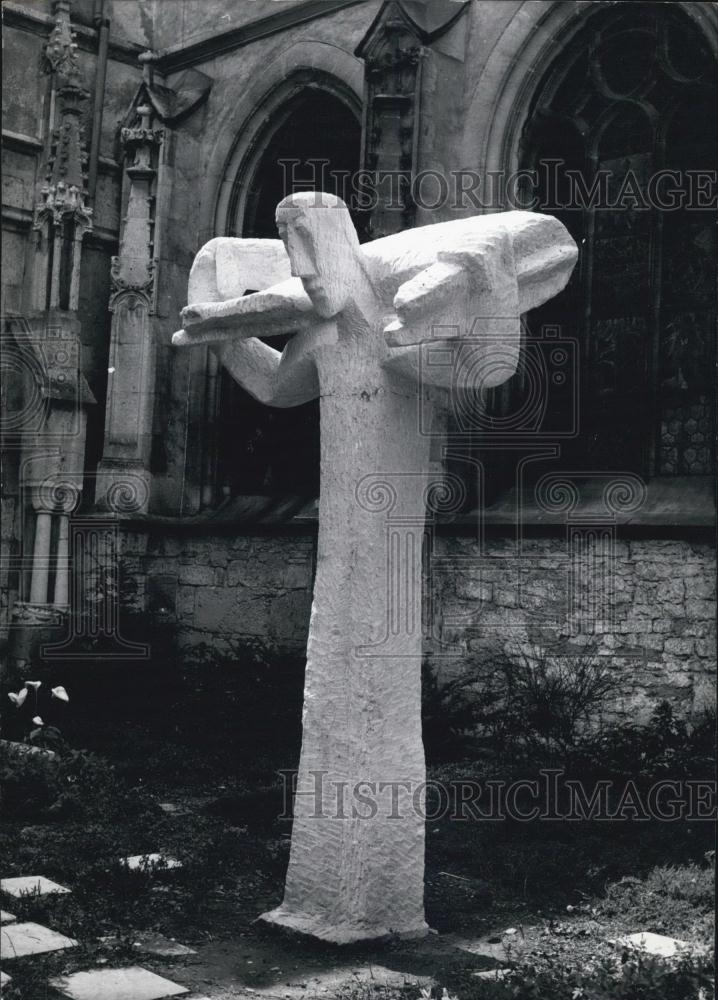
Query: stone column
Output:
[[356, 9, 424, 238], [8, 313, 93, 669], [7, 1, 96, 671], [54, 514, 71, 608], [29, 511, 53, 605], [95, 102, 163, 513]]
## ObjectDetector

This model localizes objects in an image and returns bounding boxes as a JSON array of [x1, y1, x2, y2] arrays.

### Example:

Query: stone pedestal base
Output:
[[259, 905, 429, 945]]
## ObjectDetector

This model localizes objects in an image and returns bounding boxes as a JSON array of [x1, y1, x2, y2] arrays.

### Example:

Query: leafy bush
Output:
[[423, 643, 617, 762], [422, 660, 502, 761], [423, 637, 714, 782], [573, 701, 716, 781], [487, 642, 617, 754], [598, 863, 715, 940], [0, 741, 155, 823]]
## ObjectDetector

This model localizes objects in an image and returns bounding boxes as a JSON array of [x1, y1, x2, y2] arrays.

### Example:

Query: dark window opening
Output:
[[481, 2, 716, 503], [213, 88, 361, 502]]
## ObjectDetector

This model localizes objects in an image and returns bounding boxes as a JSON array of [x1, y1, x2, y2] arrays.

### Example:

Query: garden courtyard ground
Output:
[[1, 654, 715, 999]]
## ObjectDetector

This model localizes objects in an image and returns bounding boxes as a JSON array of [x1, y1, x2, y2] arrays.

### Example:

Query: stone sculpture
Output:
[[174, 193, 577, 943]]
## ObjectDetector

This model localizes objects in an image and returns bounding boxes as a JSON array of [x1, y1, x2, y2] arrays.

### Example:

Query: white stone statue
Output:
[[174, 193, 577, 943]]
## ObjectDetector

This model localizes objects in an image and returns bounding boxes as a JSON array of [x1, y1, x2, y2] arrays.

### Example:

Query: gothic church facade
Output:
[[2, 0, 716, 717]]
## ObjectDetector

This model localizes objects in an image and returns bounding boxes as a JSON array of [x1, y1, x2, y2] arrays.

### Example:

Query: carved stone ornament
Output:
[[44, 0, 82, 88], [108, 257, 156, 312]]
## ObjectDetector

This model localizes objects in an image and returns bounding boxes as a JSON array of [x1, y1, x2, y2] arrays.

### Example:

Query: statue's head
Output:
[[275, 191, 361, 318]]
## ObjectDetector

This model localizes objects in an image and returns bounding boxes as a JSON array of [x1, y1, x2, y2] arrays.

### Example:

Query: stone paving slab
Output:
[[50, 966, 189, 1000], [122, 854, 182, 872], [442, 931, 508, 963], [1, 921, 78, 959], [100, 931, 196, 958], [1, 876, 71, 898], [1, 969, 11, 986], [618, 931, 691, 957], [0, 911, 16, 924], [133, 932, 197, 957], [474, 968, 508, 981], [157, 803, 191, 816]]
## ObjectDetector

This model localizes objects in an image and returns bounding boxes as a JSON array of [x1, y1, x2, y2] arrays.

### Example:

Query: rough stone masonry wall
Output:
[[119, 530, 715, 721], [426, 536, 716, 722], [120, 529, 315, 657]]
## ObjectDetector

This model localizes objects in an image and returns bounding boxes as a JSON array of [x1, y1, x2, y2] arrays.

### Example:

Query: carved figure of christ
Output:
[[175, 193, 578, 943]]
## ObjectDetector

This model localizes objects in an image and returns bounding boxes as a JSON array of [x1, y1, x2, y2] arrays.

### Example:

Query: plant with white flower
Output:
[[6, 680, 71, 750]]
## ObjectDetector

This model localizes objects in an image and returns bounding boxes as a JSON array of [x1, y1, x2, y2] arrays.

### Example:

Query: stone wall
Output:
[[117, 527, 715, 722], [426, 535, 716, 722], [120, 528, 315, 656], [1, 4, 142, 643]]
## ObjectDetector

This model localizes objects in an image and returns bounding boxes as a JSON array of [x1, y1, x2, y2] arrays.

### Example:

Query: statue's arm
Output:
[[175, 237, 320, 405], [215, 327, 322, 408], [384, 260, 469, 344], [384, 212, 577, 349], [173, 237, 316, 347], [174, 279, 316, 347]]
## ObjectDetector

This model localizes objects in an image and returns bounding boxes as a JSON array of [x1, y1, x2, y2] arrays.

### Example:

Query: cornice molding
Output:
[[2, 129, 44, 154], [1, 206, 34, 230], [155, 0, 367, 73], [4, 0, 368, 74]]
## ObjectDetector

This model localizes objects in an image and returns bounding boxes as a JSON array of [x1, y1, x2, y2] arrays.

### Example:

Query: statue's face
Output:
[[276, 206, 350, 318]]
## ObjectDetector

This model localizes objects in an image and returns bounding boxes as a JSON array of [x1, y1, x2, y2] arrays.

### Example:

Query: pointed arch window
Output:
[[517, 3, 717, 478], [201, 79, 362, 506]]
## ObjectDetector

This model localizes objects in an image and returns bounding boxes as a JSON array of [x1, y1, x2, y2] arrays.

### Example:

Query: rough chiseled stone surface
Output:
[[170, 194, 577, 943]]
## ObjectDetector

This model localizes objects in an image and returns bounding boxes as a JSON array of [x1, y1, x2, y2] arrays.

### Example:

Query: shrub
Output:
[[487, 642, 617, 754], [0, 742, 154, 824], [598, 863, 715, 940], [573, 700, 716, 781], [422, 643, 617, 762], [422, 659, 502, 761]]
